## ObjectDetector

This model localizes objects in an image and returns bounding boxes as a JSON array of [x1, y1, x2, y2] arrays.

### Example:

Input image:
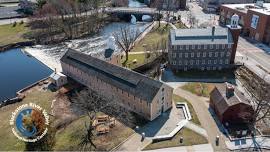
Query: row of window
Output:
[[180, 66, 224, 71], [171, 59, 229, 65], [170, 51, 231, 58], [171, 43, 232, 50]]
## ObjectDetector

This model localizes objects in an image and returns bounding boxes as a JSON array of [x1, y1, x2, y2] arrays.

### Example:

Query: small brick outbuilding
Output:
[[210, 83, 254, 125]]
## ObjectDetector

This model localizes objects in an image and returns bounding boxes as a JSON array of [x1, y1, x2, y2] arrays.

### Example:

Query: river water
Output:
[[0, 0, 149, 102], [0, 49, 52, 102], [24, 0, 150, 71]]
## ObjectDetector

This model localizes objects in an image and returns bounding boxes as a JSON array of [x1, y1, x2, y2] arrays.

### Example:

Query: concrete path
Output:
[[144, 144, 214, 152], [116, 133, 152, 151], [185, 121, 208, 138], [225, 137, 270, 151], [173, 88, 229, 152]]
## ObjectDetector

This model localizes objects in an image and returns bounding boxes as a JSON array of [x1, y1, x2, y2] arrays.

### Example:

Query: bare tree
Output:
[[249, 75, 270, 131], [71, 89, 135, 150], [114, 27, 139, 65]]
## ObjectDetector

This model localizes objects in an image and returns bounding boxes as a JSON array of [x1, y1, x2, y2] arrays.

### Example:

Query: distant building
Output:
[[61, 49, 173, 121], [200, 0, 253, 12], [220, 2, 270, 46], [168, 15, 241, 71], [150, 0, 186, 10], [210, 83, 254, 125]]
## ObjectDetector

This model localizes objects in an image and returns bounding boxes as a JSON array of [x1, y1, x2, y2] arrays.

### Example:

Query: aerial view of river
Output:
[[0, 0, 150, 102], [24, 0, 151, 71]]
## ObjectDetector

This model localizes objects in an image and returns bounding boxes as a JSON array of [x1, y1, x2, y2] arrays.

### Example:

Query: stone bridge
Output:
[[105, 7, 160, 21]]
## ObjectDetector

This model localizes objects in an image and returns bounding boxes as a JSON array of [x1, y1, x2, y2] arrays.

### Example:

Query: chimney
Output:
[[226, 83, 234, 98], [212, 26, 215, 36], [212, 26, 215, 41]]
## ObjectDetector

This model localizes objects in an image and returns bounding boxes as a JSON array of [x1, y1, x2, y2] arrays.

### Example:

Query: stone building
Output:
[[168, 15, 241, 71], [210, 83, 254, 125], [61, 49, 173, 121], [220, 2, 270, 46]]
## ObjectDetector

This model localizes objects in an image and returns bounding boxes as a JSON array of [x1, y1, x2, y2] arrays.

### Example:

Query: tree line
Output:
[[26, 0, 128, 44]]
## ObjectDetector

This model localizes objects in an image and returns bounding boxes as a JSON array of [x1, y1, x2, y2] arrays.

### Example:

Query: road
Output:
[[236, 37, 270, 84], [0, 6, 22, 19]]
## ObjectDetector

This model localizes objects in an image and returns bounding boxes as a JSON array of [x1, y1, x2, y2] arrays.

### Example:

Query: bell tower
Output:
[[227, 14, 241, 64]]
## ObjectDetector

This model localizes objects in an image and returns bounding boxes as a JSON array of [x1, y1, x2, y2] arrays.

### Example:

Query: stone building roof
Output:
[[61, 49, 164, 103], [210, 83, 251, 115], [170, 27, 234, 45]]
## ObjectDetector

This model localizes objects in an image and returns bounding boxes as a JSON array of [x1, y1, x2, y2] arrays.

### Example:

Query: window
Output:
[[209, 52, 212, 57], [173, 53, 176, 58], [190, 60, 194, 65], [216, 44, 219, 49], [222, 44, 225, 49], [191, 52, 194, 57], [186, 45, 189, 50], [210, 44, 213, 49], [196, 60, 199, 65], [204, 45, 207, 50], [202, 60, 205, 65], [179, 53, 182, 58], [184, 60, 188, 65], [162, 88, 165, 91], [180, 45, 183, 50], [219, 59, 223, 64], [203, 52, 206, 57], [185, 53, 188, 58], [214, 60, 217, 64], [179, 60, 182, 65], [228, 44, 232, 49], [221, 52, 225, 57], [208, 60, 211, 64], [215, 52, 218, 57], [225, 59, 229, 64], [226, 52, 231, 57], [173, 61, 176, 65], [192, 45, 195, 49], [197, 52, 200, 57], [198, 45, 201, 49]]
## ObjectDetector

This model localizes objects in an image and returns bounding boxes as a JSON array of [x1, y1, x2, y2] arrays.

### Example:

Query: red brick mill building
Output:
[[210, 83, 254, 125]]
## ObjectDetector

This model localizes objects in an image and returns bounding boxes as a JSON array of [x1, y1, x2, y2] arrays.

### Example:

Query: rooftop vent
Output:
[[226, 82, 235, 98]]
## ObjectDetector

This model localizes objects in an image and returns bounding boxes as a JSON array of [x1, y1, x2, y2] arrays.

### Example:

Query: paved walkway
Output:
[[173, 88, 229, 152], [185, 121, 208, 138], [144, 144, 214, 152], [116, 133, 152, 151]]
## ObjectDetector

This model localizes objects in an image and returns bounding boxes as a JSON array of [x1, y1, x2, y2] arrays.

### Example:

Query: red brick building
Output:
[[210, 83, 254, 125], [220, 3, 270, 46]]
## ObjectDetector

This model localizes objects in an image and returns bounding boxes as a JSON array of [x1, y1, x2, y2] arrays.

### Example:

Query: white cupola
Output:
[[230, 14, 239, 28]]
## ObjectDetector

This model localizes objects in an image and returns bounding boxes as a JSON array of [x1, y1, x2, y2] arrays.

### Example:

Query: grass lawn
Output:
[[0, 23, 29, 47], [54, 115, 134, 151], [181, 83, 215, 98], [0, 88, 56, 151], [173, 94, 201, 126], [131, 23, 172, 53], [123, 53, 159, 69], [143, 128, 208, 151]]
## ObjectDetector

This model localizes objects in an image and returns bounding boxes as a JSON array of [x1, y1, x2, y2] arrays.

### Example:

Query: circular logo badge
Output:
[[9, 103, 49, 142]]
